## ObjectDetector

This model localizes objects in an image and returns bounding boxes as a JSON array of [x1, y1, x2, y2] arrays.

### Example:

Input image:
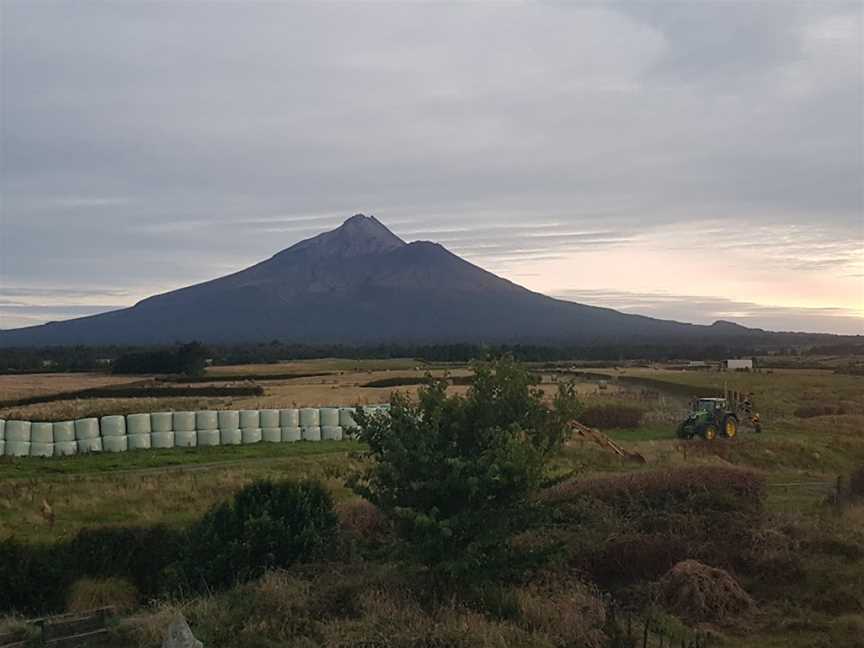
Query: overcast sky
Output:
[[1, 1, 862, 335]]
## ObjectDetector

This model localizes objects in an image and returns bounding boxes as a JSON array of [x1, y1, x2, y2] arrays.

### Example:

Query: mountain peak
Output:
[[280, 213, 406, 259]]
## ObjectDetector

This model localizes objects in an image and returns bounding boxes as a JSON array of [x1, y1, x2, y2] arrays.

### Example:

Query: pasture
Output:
[[1, 358, 862, 647]]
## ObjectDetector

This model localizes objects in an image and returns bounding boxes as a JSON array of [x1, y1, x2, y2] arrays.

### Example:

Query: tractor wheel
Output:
[[703, 424, 718, 441], [676, 422, 691, 439], [723, 416, 738, 439]]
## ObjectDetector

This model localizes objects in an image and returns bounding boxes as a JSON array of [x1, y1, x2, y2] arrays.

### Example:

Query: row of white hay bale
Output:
[[0, 405, 389, 458]]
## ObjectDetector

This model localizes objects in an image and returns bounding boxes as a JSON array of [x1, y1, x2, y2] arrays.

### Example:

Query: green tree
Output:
[[351, 357, 581, 582]]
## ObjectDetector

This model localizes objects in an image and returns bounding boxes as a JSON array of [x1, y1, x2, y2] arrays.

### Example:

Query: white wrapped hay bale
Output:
[[75, 418, 99, 439], [241, 428, 262, 444], [30, 422, 55, 457], [173, 412, 196, 432], [151, 431, 175, 449], [302, 426, 322, 442], [6, 420, 31, 442], [100, 415, 126, 437], [5, 421, 32, 456], [54, 441, 77, 456], [322, 426, 343, 441], [262, 427, 281, 443], [197, 429, 220, 446], [31, 422, 54, 444], [151, 412, 174, 433], [174, 430, 197, 447], [53, 421, 76, 443], [196, 411, 218, 430], [240, 410, 260, 429], [319, 408, 340, 427], [339, 407, 359, 431], [218, 410, 240, 430], [29, 444, 54, 457], [260, 409, 280, 429], [281, 427, 301, 442], [126, 413, 152, 436], [280, 409, 299, 428], [128, 433, 152, 450], [220, 428, 242, 445], [75, 417, 102, 453], [102, 435, 128, 453], [299, 408, 319, 428]]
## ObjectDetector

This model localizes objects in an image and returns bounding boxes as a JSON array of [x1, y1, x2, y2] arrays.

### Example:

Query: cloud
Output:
[[554, 289, 864, 336], [1, 2, 860, 334]]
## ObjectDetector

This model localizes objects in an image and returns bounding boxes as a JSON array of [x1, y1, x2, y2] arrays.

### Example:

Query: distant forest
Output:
[[0, 335, 861, 375]]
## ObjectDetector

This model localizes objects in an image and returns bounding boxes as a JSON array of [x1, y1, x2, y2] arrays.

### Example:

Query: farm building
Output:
[[722, 358, 753, 371]]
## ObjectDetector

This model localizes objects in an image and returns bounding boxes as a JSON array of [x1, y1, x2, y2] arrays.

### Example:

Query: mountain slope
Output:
[[0, 214, 760, 346]]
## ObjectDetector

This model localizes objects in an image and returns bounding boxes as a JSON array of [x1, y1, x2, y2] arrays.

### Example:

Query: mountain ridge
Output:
[[0, 214, 782, 346]]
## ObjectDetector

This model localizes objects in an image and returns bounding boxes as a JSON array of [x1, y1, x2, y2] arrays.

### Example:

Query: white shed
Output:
[[723, 358, 753, 371]]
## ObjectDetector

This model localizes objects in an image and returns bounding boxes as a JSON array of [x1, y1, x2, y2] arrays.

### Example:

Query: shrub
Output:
[[63, 525, 186, 599], [351, 357, 581, 583], [67, 577, 138, 613], [0, 539, 64, 613], [580, 403, 644, 429], [183, 479, 338, 590]]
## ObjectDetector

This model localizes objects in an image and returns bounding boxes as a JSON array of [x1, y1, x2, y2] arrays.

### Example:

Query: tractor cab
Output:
[[693, 398, 728, 413]]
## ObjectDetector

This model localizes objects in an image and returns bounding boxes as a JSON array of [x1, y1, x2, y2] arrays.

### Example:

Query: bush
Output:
[[63, 525, 186, 599], [580, 403, 644, 429], [0, 526, 185, 615], [183, 479, 338, 590], [351, 357, 581, 582], [67, 577, 138, 612]]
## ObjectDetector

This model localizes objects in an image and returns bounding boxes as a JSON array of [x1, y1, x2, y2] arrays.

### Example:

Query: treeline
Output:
[[111, 342, 209, 376], [1, 337, 859, 375]]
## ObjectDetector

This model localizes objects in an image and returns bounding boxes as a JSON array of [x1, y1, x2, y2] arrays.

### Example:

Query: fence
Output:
[[0, 405, 389, 458]]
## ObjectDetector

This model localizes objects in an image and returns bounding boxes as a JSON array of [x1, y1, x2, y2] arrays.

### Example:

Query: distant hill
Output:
[[0, 214, 820, 347]]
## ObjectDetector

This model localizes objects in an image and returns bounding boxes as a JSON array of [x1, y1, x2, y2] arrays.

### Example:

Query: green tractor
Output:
[[676, 398, 739, 441]]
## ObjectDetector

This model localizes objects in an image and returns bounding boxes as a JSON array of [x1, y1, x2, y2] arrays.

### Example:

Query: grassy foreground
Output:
[[1, 364, 862, 647]]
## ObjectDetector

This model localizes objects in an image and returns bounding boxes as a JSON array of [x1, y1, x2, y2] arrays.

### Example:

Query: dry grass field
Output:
[[0, 372, 142, 403]]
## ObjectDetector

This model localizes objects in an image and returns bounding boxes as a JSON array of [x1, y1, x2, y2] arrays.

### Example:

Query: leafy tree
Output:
[[350, 357, 581, 582], [183, 479, 337, 590]]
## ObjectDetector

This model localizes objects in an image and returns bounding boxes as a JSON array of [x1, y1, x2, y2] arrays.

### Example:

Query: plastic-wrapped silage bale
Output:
[[195, 411, 220, 446], [260, 409, 281, 442], [240, 410, 261, 444], [279, 409, 301, 442], [218, 410, 241, 445], [30, 422, 55, 457], [319, 407, 342, 441], [322, 426, 343, 441], [339, 407, 359, 431], [99, 415, 128, 453], [173, 412, 197, 447], [51, 421, 77, 456], [5, 420, 31, 457], [75, 418, 102, 453], [149, 412, 175, 448], [299, 408, 320, 441], [126, 413, 152, 450]]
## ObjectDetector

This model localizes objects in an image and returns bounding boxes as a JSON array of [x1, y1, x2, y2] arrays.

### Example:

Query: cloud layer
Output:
[[1, 2, 861, 335]]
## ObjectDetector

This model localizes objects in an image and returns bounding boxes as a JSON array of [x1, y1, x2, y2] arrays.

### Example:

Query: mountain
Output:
[[0, 214, 766, 347]]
